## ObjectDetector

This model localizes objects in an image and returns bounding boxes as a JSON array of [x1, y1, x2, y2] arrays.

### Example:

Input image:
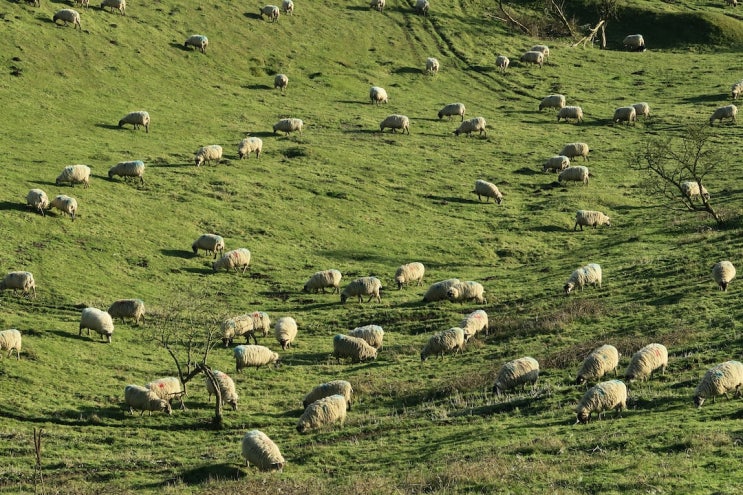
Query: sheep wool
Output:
[[454, 117, 486, 137], [124, 385, 172, 416], [710, 104, 737, 126], [731, 80, 743, 99], [447, 281, 487, 304], [340, 276, 382, 303], [237, 137, 263, 160], [0, 329, 22, 360], [574, 210, 611, 231], [242, 430, 285, 471], [420, 327, 465, 361], [414, 0, 429, 15], [712, 261, 736, 291], [438, 103, 466, 121], [222, 312, 270, 346], [1, 271, 36, 298], [495, 55, 509, 72], [274, 74, 288, 93], [212, 248, 251, 274], [426, 57, 440, 74], [234, 345, 279, 372], [183, 34, 208, 53], [624, 343, 668, 382], [303, 380, 354, 409], [423, 278, 461, 302], [460, 309, 488, 341], [680, 181, 709, 201], [576, 345, 619, 385], [205, 369, 239, 410], [303, 269, 342, 294], [26, 189, 49, 216], [575, 380, 627, 424], [612, 106, 636, 125], [50, 194, 77, 221], [146, 377, 183, 404], [296, 394, 347, 433], [79, 307, 115, 343], [118, 111, 150, 133], [348, 325, 384, 349], [53, 9, 81, 28], [530, 44, 550, 58], [542, 155, 570, 173], [108, 160, 145, 184], [693, 360, 743, 408], [100, 0, 125, 15], [623, 34, 645, 51], [558, 166, 590, 185], [472, 180, 502, 204], [493, 357, 540, 395], [564, 263, 602, 294], [380, 114, 410, 134], [56, 164, 91, 188], [194, 145, 222, 167], [539, 94, 566, 111], [192, 234, 225, 259], [369, 86, 389, 105], [395, 262, 425, 289], [370, 0, 385, 12], [274, 316, 298, 350], [273, 118, 303, 135], [558, 142, 590, 161], [260, 5, 280, 22], [632, 102, 650, 119], [332, 334, 378, 363], [557, 106, 583, 123], [519, 50, 544, 68], [107, 299, 145, 325], [281, 0, 293, 15]]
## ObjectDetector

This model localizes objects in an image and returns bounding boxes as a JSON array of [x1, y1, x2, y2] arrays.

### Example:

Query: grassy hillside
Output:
[[2, 0, 743, 493]]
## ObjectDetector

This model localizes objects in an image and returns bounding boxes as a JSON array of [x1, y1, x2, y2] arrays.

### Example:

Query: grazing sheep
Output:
[[50, 195, 78, 220], [274, 74, 288, 93], [543, 155, 570, 173], [472, 179, 502, 204], [612, 106, 636, 125], [680, 180, 710, 201], [731, 80, 743, 99], [369, 86, 389, 105], [414, 0, 429, 15], [332, 334, 378, 363], [1, 272, 36, 298], [632, 102, 650, 119], [340, 276, 382, 303], [75, 0, 90, 8], [530, 44, 550, 58], [519, 50, 544, 68], [274, 316, 297, 350], [281, 0, 293, 15], [495, 55, 509, 72], [539, 94, 566, 111], [107, 299, 145, 325], [426, 57, 440, 74], [574, 210, 611, 231], [53, 9, 81, 28], [146, 377, 184, 408], [557, 106, 584, 123], [212, 248, 251, 273], [624, 343, 668, 382], [438, 103, 466, 121], [394, 262, 425, 289], [194, 145, 223, 167], [710, 104, 737, 126], [0, 329, 22, 360], [108, 160, 145, 184], [303, 269, 342, 294], [118, 111, 150, 133], [26, 189, 49, 216], [234, 345, 280, 372], [237, 137, 263, 159], [558, 166, 590, 185], [493, 357, 540, 395], [100, 0, 125, 15], [348, 325, 384, 349], [380, 114, 410, 134], [241, 430, 285, 471], [192, 234, 225, 259], [454, 116, 487, 136], [79, 307, 114, 343], [27, 0, 40, 6], [558, 142, 590, 161], [205, 369, 239, 410], [303, 380, 353, 409], [370, 0, 385, 11], [575, 380, 627, 424], [564, 263, 602, 294], [297, 394, 347, 433], [623, 34, 645, 51], [124, 385, 172, 416], [273, 118, 303, 135], [575, 345, 620, 385], [183, 34, 208, 53], [693, 360, 743, 408], [727, 0, 739, 7], [221, 312, 271, 346], [260, 5, 280, 22], [56, 164, 91, 188], [423, 278, 460, 302], [460, 309, 488, 341], [712, 261, 736, 291], [420, 327, 465, 361], [447, 281, 487, 304]]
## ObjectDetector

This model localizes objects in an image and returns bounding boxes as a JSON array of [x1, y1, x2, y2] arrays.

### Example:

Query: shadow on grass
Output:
[[393, 66, 423, 75], [161, 249, 196, 259], [242, 84, 273, 90], [531, 225, 568, 233], [47, 329, 93, 342], [182, 267, 214, 274], [174, 463, 244, 486], [0, 201, 28, 213], [681, 94, 727, 104], [424, 195, 478, 204], [247, 131, 277, 138], [336, 99, 365, 105], [170, 42, 191, 51], [243, 12, 262, 20], [94, 123, 122, 131]]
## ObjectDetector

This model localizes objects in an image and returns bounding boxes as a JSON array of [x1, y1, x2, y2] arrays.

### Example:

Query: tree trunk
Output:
[[199, 364, 224, 430], [600, 23, 607, 49]]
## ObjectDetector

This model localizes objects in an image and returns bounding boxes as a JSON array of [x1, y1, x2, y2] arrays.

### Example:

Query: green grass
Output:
[[2, 0, 743, 493]]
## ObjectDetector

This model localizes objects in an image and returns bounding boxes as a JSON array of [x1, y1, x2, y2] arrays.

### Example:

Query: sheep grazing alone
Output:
[[260, 5, 280, 22], [542, 155, 570, 173], [124, 385, 172, 416], [519, 50, 544, 68], [273, 118, 303, 135], [1, 271, 36, 298], [624, 343, 668, 382], [473, 179, 503, 204], [632, 102, 651, 119], [56, 164, 91, 188], [340, 276, 382, 303], [460, 309, 488, 341], [680, 180, 710, 201], [205, 369, 239, 410], [438, 103, 466, 121], [447, 281, 487, 304], [332, 334, 378, 363], [237, 137, 263, 159], [557, 106, 584, 123], [426, 57, 440, 74], [108, 160, 145, 184], [100, 0, 125, 15], [281, 0, 293, 15], [297, 394, 347, 433], [414, 0, 429, 15], [50, 195, 78, 220], [712, 261, 736, 291], [710, 104, 737, 126], [107, 299, 145, 325], [454, 116, 487, 137], [348, 324, 384, 349], [530, 44, 550, 58], [693, 360, 743, 408], [234, 345, 280, 373], [79, 307, 115, 343], [183, 34, 208, 53], [559, 142, 590, 161], [575, 380, 627, 424], [370, 0, 385, 12], [53, 9, 81, 28], [303, 380, 353, 410], [623, 34, 645, 51], [731, 80, 743, 99], [558, 166, 590, 185], [369, 86, 389, 105], [574, 210, 611, 231], [118, 111, 150, 133], [564, 263, 602, 294], [274, 316, 298, 350], [575, 345, 620, 385], [380, 114, 410, 134], [192, 234, 225, 259], [0, 329, 22, 360], [274, 74, 288, 93], [146, 377, 184, 408], [303, 269, 342, 294], [539, 94, 566, 111], [394, 262, 425, 289], [221, 312, 271, 346], [493, 357, 540, 395], [194, 145, 223, 167], [495, 55, 509, 72], [241, 430, 285, 471], [423, 278, 460, 302], [420, 327, 465, 361], [26, 189, 49, 216], [212, 248, 251, 273], [612, 106, 636, 125]]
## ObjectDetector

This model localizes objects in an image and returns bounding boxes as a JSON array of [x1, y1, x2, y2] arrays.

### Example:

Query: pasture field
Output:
[[1, 0, 743, 493]]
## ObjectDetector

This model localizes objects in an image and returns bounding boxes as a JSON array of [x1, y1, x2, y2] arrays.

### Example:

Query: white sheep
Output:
[[624, 343, 668, 382], [558, 142, 590, 161], [369, 86, 389, 105], [281, 0, 293, 15], [234, 345, 280, 372], [273, 118, 303, 135], [100, 0, 125, 15], [124, 385, 172, 416], [530, 44, 550, 58], [557, 106, 584, 123], [340, 276, 382, 303], [575, 380, 627, 424], [0, 329, 22, 360], [212, 248, 251, 273], [194, 145, 223, 167], [454, 116, 486, 137], [118, 111, 150, 133], [348, 324, 384, 349], [564, 263, 602, 294], [693, 360, 743, 408], [260, 5, 280, 22], [423, 278, 460, 302], [205, 369, 239, 410], [731, 80, 743, 99], [192, 234, 225, 259], [394, 262, 425, 289], [519, 50, 543, 68], [472, 179, 502, 204], [727, 0, 739, 7], [420, 327, 465, 361], [542, 155, 570, 173], [274, 316, 297, 350], [297, 394, 347, 433], [50, 195, 78, 220], [108, 160, 145, 184], [447, 281, 487, 304], [146, 377, 184, 408], [332, 334, 378, 363], [539, 94, 566, 111], [26, 189, 49, 216], [380, 114, 410, 134], [1, 272, 36, 298], [75, 0, 90, 8], [53, 9, 81, 28], [438, 103, 466, 121], [107, 299, 145, 325], [574, 210, 611, 231], [303, 380, 353, 409], [274, 74, 288, 93], [632, 102, 650, 119], [558, 166, 590, 185], [241, 430, 285, 471], [221, 312, 270, 346], [493, 357, 540, 395], [414, 0, 429, 15], [623, 34, 645, 51], [680, 180, 710, 201], [79, 307, 114, 343], [709, 104, 737, 126], [612, 106, 636, 125], [370, 0, 385, 12], [237, 137, 263, 159], [183, 34, 208, 53], [495, 55, 509, 72], [303, 269, 342, 294], [712, 261, 736, 291], [426, 57, 440, 74], [575, 344, 619, 385], [56, 164, 91, 188], [460, 309, 488, 341]]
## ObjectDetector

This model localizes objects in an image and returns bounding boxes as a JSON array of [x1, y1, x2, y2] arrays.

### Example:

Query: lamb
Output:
[[369, 86, 389, 105], [50, 195, 78, 220], [380, 114, 410, 134], [281, 0, 293, 15], [447, 281, 487, 304], [212, 248, 251, 273], [192, 234, 225, 259], [558, 166, 590, 185], [530, 44, 550, 58], [495, 55, 509, 72], [146, 377, 184, 408], [460, 309, 488, 341], [712, 261, 736, 291], [274, 74, 288, 93], [454, 116, 487, 136], [274, 316, 298, 350], [574, 210, 611, 231], [303, 380, 353, 409], [1, 272, 36, 298], [472, 179, 502, 204], [183, 34, 208, 53], [557, 106, 584, 123], [340, 276, 382, 303], [107, 299, 145, 325], [53, 9, 81, 28], [0, 329, 22, 360], [348, 325, 384, 349], [420, 327, 465, 361], [205, 369, 239, 410], [221, 312, 271, 346], [332, 334, 378, 363], [731, 80, 743, 99], [194, 145, 223, 167], [542, 155, 570, 173], [426, 57, 440, 74], [100, 0, 125, 15], [370, 0, 385, 11], [241, 430, 285, 471], [26, 189, 49, 216], [79, 307, 114, 343], [624, 343, 668, 382], [519, 50, 544, 68], [493, 357, 540, 395], [394, 262, 425, 289], [575, 380, 627, 424], [118, 111, 150, 132], [303, 269, 342, 294], [575, 344, 619, 385], [273, 118, 303, 135], [612, 106, 636, 125], [423, 278, 460, 302], [260, 5, 280, 22], [632, 102, 651, 119], [124, 385, 172, 416], [414, 0, 429, 15], [709, 104, 737, 126], [56, 164, 91, 188], [297, 394, 347, 433], [233, 345, 280, 372], [680, 180, 710, 201], [623, 34, 645, 51], [564, 263, 602, 294], [693, 360, 743, 408], [558, 142, 590, 161], [438, 103, 466, 121], [539, 94, 566, 111], [108, 160, 145, 184]]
